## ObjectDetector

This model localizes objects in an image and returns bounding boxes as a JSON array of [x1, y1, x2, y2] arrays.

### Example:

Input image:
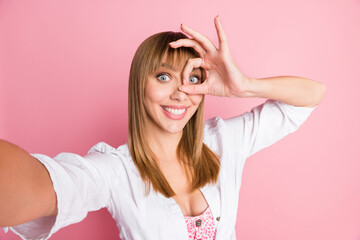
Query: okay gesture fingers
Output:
[[169, 16, 249, 98]]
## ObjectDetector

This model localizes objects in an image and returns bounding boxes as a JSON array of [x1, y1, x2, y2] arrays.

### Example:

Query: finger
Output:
[[214, 15, 230, 53], [180, 24, 217, 53], [169, 39, 206, 57], [181, 58, 204, 85], [179, 81, 209, 95]]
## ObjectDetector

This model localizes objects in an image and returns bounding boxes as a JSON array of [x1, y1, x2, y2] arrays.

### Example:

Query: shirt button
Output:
[[195, 219, 202, 227], [216, 216, 220, 221]]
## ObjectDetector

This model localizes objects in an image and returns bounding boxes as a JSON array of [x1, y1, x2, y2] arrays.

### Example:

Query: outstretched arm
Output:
[[169, 16, 325, 107]]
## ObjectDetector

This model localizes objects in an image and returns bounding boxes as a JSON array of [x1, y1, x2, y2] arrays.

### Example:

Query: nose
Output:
[[170, 79, 187, 101]]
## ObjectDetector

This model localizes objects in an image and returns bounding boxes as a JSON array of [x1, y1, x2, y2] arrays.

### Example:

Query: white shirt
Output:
[[2, 100, 316, 240]]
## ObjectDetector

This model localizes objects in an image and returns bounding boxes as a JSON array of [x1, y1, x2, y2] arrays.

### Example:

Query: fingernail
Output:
[[179, 86, 183, 91]]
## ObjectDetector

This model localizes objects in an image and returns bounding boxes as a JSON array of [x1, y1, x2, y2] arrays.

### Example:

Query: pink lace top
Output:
[[184, 206, 217, 239]]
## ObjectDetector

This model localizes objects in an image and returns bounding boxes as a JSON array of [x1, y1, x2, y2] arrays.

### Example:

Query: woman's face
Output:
[[144, 61, 203, 135]]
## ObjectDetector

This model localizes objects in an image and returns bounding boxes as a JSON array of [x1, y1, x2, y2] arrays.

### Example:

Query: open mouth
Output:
[[161, 106, 187, 115], [160, 105, 189, 120]]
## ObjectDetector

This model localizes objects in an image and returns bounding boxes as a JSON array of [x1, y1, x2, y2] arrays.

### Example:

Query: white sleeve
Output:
[[224, 99, 317, 158], [2, 142, 119, 240]]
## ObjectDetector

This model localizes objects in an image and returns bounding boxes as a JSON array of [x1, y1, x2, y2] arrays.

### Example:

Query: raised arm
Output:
[[169, 16, 326, 106], [0, 139, 57, 227], [242, 76, 325, 107]]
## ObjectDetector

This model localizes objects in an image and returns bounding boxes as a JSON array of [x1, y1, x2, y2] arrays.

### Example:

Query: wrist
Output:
[[243, 77, 272, 98], [236, 77, 261, 98]]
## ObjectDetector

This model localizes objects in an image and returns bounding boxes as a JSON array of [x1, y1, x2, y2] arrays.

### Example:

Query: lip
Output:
[[161, 105, 189, 120], [161, 105, 190, 109]]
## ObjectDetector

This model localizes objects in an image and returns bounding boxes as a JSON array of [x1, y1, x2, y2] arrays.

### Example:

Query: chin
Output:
[[161, 121, 188, 134], [163, 126, 185, 134]]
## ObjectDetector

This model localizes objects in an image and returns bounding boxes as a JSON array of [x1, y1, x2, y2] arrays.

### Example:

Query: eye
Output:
[[156, 74, 171, 82], [189, 75, 200, 84]]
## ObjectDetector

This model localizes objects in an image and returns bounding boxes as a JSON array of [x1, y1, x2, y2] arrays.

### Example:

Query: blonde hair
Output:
[[128, 31, 220, 198]]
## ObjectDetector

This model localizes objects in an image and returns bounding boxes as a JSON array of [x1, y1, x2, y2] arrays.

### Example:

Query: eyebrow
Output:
[[160, 63, 178, 71]]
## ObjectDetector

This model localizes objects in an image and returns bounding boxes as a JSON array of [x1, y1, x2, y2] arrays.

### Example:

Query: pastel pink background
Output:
[[1, 0, 359, 239]]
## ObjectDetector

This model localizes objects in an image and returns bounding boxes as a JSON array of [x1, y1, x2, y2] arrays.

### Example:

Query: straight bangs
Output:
[[147, 32, 201, 77]]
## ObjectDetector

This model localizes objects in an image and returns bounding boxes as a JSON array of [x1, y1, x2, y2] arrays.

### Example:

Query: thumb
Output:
[[179, 82, 209, 95]]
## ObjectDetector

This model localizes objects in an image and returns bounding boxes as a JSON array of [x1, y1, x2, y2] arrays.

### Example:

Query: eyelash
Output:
[[156, 73, 171, 83], [189, 75, 201, 84], [155, 73, 201, 84]]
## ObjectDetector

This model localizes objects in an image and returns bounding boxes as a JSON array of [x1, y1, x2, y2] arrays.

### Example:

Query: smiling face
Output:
[[144, 60, 203, 135], [128, 31, 205, 149]]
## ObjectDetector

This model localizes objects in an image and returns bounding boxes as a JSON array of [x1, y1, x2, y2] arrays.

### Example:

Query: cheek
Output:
[[189, 94, 203, 106], [145, 83, 169, 104]]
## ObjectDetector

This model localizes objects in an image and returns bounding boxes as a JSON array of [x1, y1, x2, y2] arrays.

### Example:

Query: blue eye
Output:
[[189, 76, 200, 84], [157, 74, 170, 82]]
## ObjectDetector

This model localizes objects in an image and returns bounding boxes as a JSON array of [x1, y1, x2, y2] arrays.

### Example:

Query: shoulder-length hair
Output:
[[128, 31, 220, 198]]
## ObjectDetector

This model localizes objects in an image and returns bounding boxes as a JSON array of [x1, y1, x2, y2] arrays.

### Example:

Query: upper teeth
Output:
[[163, 107, 186, 115]]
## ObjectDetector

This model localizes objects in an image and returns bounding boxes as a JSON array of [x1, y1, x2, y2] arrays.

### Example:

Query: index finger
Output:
[[181, 58, 205, 85]]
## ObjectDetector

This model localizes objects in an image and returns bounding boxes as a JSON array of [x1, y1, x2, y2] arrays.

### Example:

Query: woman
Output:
[[0, 16, 325, 239]]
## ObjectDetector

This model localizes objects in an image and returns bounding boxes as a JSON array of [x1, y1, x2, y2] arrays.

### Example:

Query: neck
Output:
[[146, 122, 182, 164]]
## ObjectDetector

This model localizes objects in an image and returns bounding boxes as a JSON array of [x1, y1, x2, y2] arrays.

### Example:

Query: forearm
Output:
[[242, 76, 326, 107]]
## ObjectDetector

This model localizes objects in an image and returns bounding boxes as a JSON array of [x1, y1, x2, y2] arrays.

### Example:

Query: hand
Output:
[[169, 16, 250, 98]]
